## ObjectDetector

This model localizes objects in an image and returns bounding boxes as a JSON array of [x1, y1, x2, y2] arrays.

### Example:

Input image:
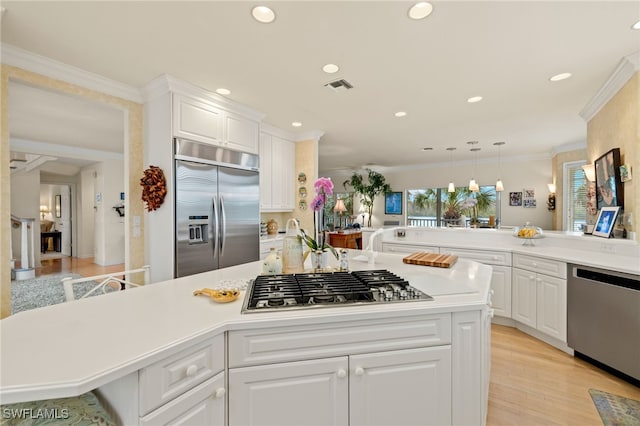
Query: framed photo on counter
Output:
[[592, 206, 620, 238]]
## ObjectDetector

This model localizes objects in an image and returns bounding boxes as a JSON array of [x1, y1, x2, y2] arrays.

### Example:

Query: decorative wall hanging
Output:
[[140, 165, 167, 212], [509, 192, 522, 206]]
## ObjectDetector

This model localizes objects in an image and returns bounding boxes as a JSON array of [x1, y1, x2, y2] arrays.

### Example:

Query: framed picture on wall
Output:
[[509, 192, 522, 206], [55, 194, 61, 218], [595, 148, 624, 210], [385, 192, 403, 215]]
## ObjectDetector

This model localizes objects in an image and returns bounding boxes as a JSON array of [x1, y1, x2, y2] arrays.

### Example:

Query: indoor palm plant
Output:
[[343, 169, 392, 227]]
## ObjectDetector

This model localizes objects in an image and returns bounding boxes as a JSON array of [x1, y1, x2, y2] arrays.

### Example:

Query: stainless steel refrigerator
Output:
[[174, 138, 259, 278]]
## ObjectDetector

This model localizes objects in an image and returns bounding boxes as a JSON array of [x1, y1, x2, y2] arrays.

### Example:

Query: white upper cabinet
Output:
[[259, 130, 295, 212], [173, 93, 259, 154]]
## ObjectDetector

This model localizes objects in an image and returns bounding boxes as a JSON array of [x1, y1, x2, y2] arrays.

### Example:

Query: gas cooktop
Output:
[[241, 269, 433, 313]]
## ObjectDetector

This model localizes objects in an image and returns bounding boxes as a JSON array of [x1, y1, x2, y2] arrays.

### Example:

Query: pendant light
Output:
[[446, 147, 456, 192], [467, 141, 480, 192], [493, 142, 505, 192]]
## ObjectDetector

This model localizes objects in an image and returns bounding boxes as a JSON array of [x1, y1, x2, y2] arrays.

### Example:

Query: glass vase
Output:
[[311, 250, 328, 272]]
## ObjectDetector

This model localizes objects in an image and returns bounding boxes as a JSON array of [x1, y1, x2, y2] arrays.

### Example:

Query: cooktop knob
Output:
[[399, 290, 408, 300]]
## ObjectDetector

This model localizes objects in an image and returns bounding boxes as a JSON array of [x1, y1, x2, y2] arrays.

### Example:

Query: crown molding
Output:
[[260, 122, 297, 141], [1, 43, 143, 103], [580, 52, 639, 122], [550, 141, 586, 156], [296, 130, 325, 142], [142, 74, 266, 121]]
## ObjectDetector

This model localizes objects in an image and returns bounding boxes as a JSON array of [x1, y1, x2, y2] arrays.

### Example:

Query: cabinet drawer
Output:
[[382, 243, 439, 254], [513, 254, 566, 279], [140, 371, 225, 426], [139, 334, 224, 416], [228, 314, 451, 368], [440, 247, 511, 266]]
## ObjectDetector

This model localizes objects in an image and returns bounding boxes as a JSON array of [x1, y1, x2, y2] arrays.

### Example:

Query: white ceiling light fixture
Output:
[[549, 72, 572, 82], [408, 2, 434, 20], [394, 111, 407, 117], [467, 96, 483, 103], [251, 6, 275, 24], [493, 141, 505, 192], [632, 20, 640, 30], [467, 141, 480, 192], [216, 88, 231, 95], [322, 63, 339, 74], [446, 147, 456, 193], [291, 122, 302, 127]]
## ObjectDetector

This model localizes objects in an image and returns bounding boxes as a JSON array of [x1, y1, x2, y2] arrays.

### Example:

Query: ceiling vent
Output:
[[324, 79, 354, 92]]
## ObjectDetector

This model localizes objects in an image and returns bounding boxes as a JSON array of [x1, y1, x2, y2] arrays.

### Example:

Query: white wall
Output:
[[94, 160, 125, 265], [10, 170, 41, 264], [77, 167, 96, 258], [325, 156, 554, 230]]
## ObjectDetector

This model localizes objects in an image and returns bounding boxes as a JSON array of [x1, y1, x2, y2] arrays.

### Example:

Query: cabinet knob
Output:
[[536, 278, 542, 283], [185, 365, 198, 377], [532, 263, 538, 267], [214, 388, 226, 399], [337, 369, 347, 378], [492, 256, 499, 260], [354, 367, 365, 376], [529, 275, 535, 281]]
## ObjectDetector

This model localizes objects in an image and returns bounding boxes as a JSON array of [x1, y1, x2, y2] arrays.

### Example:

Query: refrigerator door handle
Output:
[[219, 196, 226, 256], [212, 196, 219, 260]]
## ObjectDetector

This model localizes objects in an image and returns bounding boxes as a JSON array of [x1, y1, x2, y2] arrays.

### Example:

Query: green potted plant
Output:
[[343, 169, 392, 228]]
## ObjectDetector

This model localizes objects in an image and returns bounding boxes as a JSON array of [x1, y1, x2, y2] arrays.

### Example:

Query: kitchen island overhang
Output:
[[0, 252, 492, 425]]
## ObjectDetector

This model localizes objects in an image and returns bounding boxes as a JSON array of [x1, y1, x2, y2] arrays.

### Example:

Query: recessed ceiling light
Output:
[[408, 2, 433, 20], [216, 88, 231, 95], [549, 73, 572, 82], [633, 19, 640, 30], [251, 6, 275, 23], [291, 122, 302, 127], [394, 111, 407, 117], [322, 64, 340, 74], [467, 96, 483, 103]]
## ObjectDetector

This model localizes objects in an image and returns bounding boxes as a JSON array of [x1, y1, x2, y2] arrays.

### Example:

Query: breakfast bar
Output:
[[0, 251, 492, 425]]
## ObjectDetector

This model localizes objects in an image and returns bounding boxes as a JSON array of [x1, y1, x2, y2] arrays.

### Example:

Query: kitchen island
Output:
[[0, 251, 492, 425]]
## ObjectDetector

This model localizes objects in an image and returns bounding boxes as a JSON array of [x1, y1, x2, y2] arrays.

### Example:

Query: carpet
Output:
[[589, 389, 640, 426], [10, 273, 117, 314]]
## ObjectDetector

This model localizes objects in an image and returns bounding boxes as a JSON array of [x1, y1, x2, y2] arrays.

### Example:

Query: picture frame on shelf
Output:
[[592, 206, 620, 239], [384, 192, 403, 215], [595, 148, 624, 210]]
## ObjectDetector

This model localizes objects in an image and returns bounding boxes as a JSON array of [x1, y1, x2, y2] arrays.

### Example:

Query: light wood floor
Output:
[[487, 324, 640, 425], [19, 259, 640, 424]]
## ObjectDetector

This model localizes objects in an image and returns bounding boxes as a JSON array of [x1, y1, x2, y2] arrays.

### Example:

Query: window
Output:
[[563, 161, 587, 232], [407, 186, 497, 227]]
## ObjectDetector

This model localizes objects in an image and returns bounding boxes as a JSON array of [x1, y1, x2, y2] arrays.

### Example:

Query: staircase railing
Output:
[[11, 214, 36, 274]]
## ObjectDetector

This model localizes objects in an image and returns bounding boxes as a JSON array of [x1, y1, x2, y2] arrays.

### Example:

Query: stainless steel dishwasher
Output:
[[567, 264, 640, 383]]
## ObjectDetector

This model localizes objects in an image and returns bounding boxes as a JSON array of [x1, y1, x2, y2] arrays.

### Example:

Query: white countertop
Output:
[[0, 252, 491, 404], [381, 228, 640, 275]]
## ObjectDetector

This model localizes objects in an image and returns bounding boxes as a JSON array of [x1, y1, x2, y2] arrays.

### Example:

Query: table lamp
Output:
[[334, 199, 347, 228], [40, 205, 50, 220]]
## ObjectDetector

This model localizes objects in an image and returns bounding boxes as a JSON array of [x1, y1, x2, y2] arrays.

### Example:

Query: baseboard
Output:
[[491, 316, 573, 355]]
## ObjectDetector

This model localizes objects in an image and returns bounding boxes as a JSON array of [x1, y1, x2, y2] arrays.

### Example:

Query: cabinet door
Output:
[[225, 111, 259, 154], [536, 274, 567, 342], [173, 94, 223, 145], [490, 265, 512, 318], [512, 268, 537, 328], [140, 372, 225, 426], [350, 347, 451, 426], [259, 133, 272, 210], [229, 357, 349, 426]]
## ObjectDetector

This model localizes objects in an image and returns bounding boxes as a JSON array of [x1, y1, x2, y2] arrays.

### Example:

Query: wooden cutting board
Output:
[[402, 252, 458, 268]]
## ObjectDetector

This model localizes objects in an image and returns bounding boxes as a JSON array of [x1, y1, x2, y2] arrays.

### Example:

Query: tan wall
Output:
[[0, 65, 144, 318], [294, 140, 318, 236], [587, 72, 639, 240], [551, 149, 587, 230]]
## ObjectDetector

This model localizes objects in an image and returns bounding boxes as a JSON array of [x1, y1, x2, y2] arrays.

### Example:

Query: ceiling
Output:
[[1, 1, 639, 174]]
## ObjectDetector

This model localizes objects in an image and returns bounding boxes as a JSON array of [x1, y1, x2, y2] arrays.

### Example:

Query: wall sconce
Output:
[[581, 164, 595, 182], [547, 183, 556, 211], [39, 205, 50, 220]]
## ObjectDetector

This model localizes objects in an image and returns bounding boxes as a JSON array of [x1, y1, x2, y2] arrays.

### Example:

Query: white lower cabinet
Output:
[[140, 371, 225, 426], [512, 254, 567, 342], [489, 265, 512, 318]]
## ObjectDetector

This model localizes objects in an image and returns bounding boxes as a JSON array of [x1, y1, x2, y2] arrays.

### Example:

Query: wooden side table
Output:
[[329, 231, 362, 249]]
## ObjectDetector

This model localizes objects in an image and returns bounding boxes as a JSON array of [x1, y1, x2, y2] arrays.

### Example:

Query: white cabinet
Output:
[[229, 357, 349, 426], [173, 93, 259, 154], [512, 254, 567, 342], [259, 132, 295, 211], [140, 372, 225, 426], [350, 347, 451, 426], [381, 242, 439, 254]]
